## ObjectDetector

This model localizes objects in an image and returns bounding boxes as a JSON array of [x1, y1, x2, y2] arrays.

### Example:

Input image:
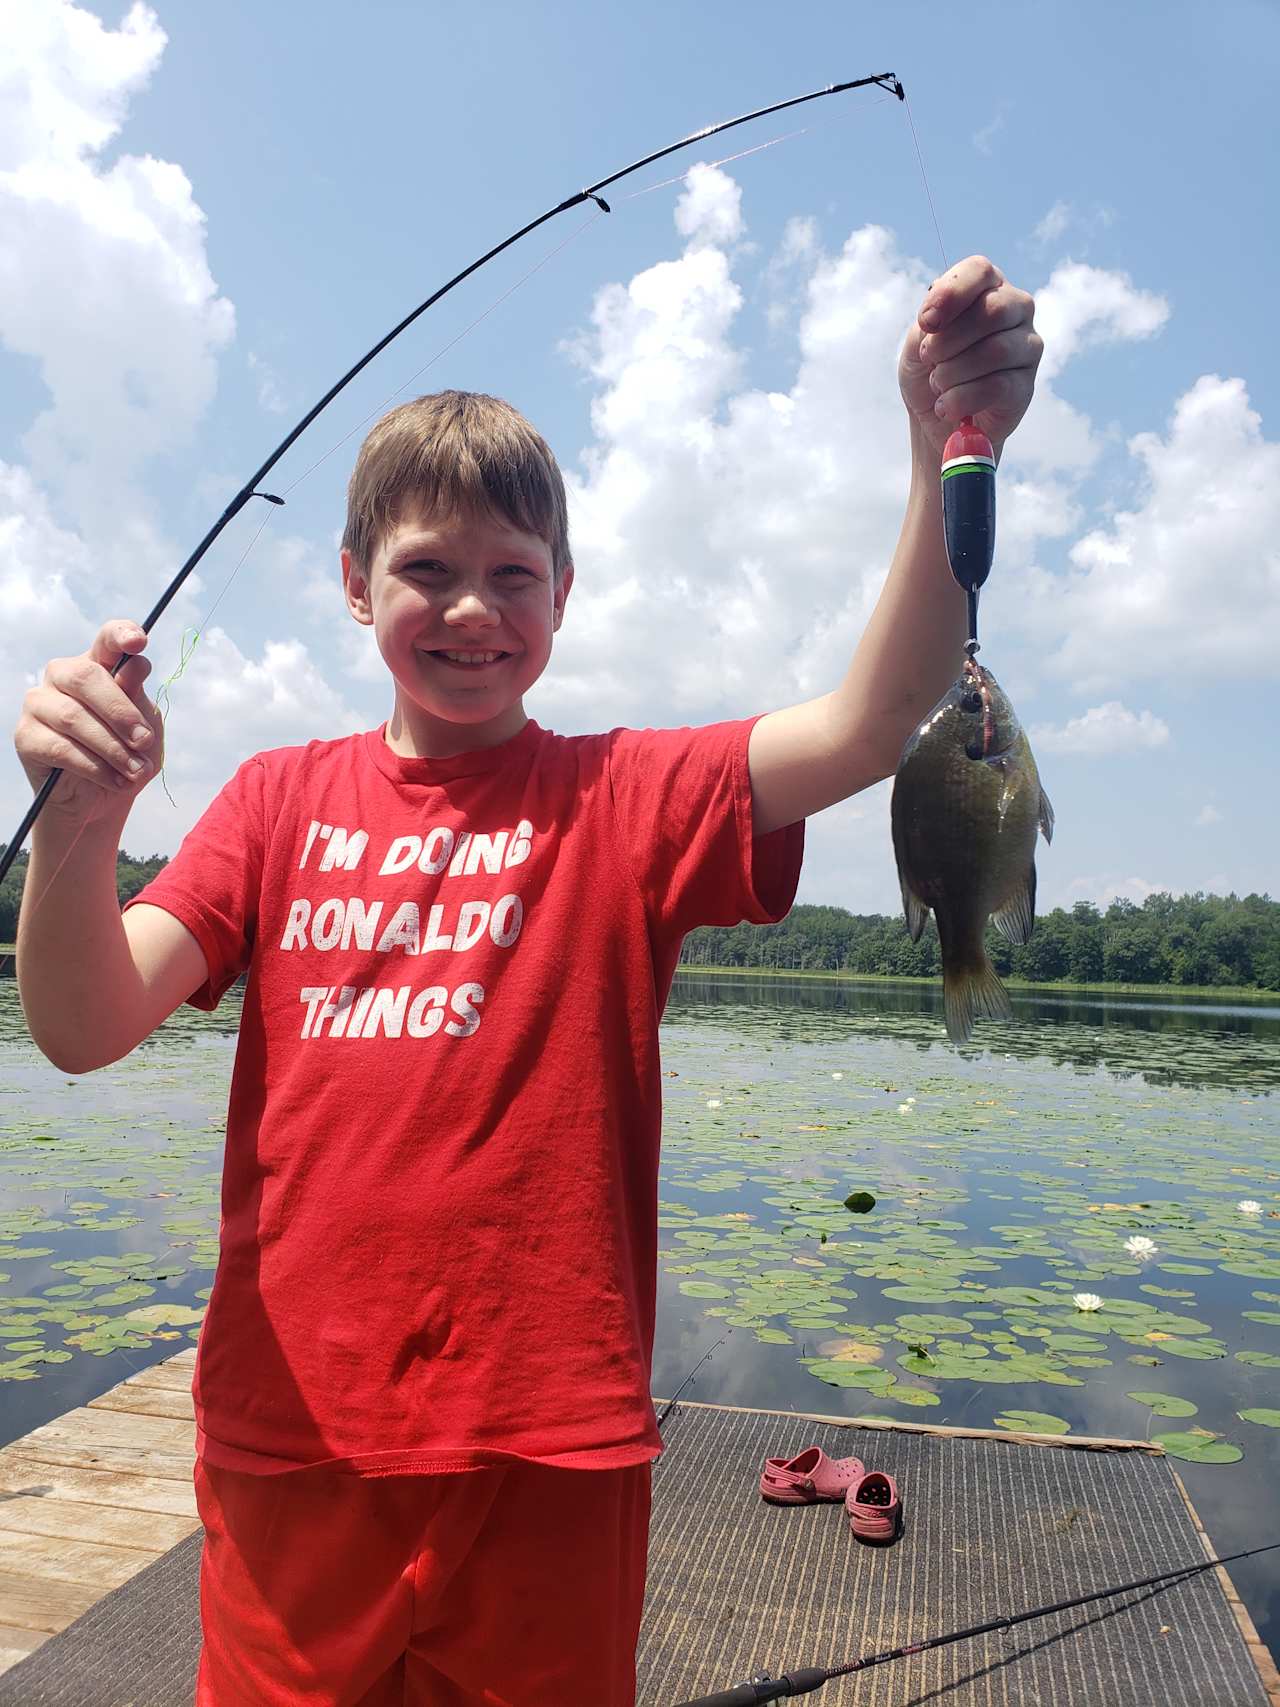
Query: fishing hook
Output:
[[0, 71, 903, 886]]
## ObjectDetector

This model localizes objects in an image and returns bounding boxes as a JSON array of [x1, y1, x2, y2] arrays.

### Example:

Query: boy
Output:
[[14, 255, 1041, 1705]]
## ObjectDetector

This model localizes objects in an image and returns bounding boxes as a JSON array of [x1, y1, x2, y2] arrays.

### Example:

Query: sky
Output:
[[3, 0, 1278, 917]]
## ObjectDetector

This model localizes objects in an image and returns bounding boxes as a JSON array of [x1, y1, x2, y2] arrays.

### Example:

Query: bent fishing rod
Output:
[[669, 1537, 1280, 1704], [0, 70, 903, 889]]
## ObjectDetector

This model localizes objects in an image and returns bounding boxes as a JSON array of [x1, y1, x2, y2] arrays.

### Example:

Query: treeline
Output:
[[5, 852, 1277, 991], [681, 893, 1280, 991], [0, 848, 169, 942]]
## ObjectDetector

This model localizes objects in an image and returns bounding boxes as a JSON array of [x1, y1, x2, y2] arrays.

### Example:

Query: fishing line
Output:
[[618, 94, 895, 203], [902, 91, 948, 274]]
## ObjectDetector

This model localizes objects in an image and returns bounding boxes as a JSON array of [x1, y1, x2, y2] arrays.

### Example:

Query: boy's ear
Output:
[[552, 561, 574, 631], [342, 548, 373, 625]]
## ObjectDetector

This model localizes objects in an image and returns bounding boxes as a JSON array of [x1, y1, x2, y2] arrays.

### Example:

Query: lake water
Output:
[[2, 972, 1279, 1659]]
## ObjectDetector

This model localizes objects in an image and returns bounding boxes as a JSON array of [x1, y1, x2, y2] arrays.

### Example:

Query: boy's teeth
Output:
[[442, 650, 500, 664]]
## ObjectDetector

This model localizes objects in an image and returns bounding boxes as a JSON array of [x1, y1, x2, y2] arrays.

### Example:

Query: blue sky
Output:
[[3, 0, 1278, 915]]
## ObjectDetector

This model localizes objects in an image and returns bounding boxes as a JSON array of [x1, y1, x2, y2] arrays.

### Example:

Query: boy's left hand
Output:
[[900, 256, 1042, 460]]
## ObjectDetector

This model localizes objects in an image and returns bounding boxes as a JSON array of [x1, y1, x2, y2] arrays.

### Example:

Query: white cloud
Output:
[[0, 462, 97, 684], [972, 111, 1006, 156], [997, 261, 1168, 478], [249, 352, 288, 415], [1194, 804, 1222, 827], [1029, 702, 1170, 756], [1048, 375, 1280, 686], [0, 3, 370, 854], [1032, 262, 1168, 383], [1034, 201, 1072, 244], [1065, 874, 1163, 908], [673, 162, 744, 250], [0, 0, 234, 553], [552, 179, 933, 733]]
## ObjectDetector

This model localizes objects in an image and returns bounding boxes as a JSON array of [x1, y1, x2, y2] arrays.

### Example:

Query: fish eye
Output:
[[961, 691, 983, 713], [965, 739, 985, 761]]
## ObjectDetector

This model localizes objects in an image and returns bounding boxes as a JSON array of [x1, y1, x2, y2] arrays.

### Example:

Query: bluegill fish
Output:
[[890, 658, 1054, 1045]]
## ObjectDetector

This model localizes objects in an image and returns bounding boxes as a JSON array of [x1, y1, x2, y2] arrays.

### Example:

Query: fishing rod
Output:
[[669, 1537, 1280, 1704], [656, 1331, 732, 1429], [0, 70, 903, 889]]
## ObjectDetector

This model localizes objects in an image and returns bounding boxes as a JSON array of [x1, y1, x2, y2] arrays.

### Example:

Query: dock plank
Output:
[[0, 1455, 197, 1518], [0, 1627, 43, 1674], [0, 1351, 201, 1679], [0, 1440, 197, 1482], [88, 1385, 196, 1422], [0, 1532, 161, 1592], [21, 1407, 193, 1453], [0, 1493, 195, 1552], [0, 1571, 98, 1637], [114, 1363, 197, 1394]]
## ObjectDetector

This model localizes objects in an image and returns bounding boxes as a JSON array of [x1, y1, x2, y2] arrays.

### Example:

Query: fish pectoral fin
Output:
[[900, 877, 930, 943], [1038, 788, 1055, 845], [992, 867, 1037, 945]]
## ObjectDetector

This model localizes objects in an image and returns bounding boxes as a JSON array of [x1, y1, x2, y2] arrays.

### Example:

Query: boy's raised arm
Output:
[[12, 619, 208, 1073], [748, 256, 1043, 837]]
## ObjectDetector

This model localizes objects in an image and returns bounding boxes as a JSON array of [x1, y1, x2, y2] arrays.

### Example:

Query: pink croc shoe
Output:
[[760, 1446, 866, 1505], [845, 1470, 902, 1543]]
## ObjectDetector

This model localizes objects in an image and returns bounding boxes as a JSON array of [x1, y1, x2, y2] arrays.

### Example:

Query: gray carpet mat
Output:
[[642, 1405, 1270, 1706], [0, 1405, 1271, 1705]]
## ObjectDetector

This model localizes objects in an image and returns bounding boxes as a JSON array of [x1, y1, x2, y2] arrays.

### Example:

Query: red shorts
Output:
[[193, 1455, 652, 1706]]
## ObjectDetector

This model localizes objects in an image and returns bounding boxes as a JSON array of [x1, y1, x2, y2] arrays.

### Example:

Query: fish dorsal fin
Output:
[[900, 877, 930, 943], [1039, 788, 1055, 845], [992, 866, 1037, 945]]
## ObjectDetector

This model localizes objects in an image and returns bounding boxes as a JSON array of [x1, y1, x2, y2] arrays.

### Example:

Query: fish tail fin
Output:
[[942, 954, 1013, 1046]]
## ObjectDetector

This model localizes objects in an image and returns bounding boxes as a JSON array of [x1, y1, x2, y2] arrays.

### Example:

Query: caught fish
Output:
[[890, 657, 1053, 1045]]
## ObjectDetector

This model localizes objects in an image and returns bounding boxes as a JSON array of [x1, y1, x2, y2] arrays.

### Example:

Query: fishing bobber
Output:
[[941, 417, 996, 596]]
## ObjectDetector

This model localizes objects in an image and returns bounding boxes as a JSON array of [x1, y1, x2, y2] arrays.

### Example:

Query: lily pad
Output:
[[842, 1192, 877, 1214], [993, 1410, 1071, 1435], [1152, 1430, 1244, 1465], [1126, 1391, 1198, 1418], [1237, 1410, 1280, 1429]]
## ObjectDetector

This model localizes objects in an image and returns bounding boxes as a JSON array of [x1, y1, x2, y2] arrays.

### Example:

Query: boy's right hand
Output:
[[14, 619, 164, 824]]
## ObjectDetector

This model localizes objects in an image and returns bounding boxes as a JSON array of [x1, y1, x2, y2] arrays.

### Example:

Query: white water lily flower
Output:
[[897, 1103, 912, 1115], [1124, 1235, 1158, 1259], [1238, 1200, 1263, 1215], [706, 1099, 722, 1109], [1073, 1293, 1104, 1312], [831, 1072, 844, 1081]]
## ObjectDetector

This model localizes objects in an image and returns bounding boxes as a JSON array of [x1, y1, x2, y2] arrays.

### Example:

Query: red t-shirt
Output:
[[127, 718, 802, 1476]]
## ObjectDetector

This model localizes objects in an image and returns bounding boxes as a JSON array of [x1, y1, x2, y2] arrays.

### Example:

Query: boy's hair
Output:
[[342, 390, 571, 581]]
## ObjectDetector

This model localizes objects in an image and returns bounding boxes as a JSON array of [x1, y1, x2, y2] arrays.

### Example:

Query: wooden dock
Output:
[[2, 1354, 1278, 1704], [0, 1348, 199, 1678]]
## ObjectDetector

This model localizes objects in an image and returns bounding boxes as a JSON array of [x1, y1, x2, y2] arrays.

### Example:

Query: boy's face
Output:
[[342, 504, 572, 755]]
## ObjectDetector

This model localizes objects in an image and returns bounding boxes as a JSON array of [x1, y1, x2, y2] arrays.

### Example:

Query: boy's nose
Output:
[[444, 591, 500, 628]]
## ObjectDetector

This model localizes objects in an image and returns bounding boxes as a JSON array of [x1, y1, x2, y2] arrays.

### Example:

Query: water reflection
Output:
[[669, 972, 1280, 1090]]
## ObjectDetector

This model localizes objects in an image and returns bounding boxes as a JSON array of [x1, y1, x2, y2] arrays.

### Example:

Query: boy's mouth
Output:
[[425, 649, 509, 669]]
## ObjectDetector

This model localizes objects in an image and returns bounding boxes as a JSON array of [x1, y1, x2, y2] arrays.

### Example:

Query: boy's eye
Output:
[[497, 564, 534, 577]]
